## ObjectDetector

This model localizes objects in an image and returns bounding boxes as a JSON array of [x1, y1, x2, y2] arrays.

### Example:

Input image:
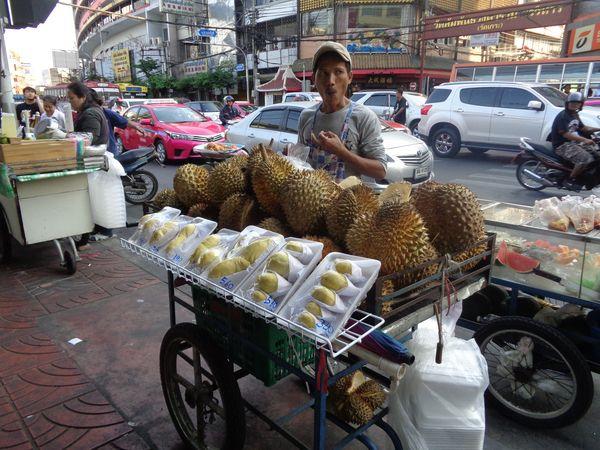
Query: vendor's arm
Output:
[[77, 109, 103, 142], [582, 125, 600, 135]]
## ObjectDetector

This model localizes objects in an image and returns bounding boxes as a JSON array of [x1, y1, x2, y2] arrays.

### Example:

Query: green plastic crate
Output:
[[191, 286, 315, 387]]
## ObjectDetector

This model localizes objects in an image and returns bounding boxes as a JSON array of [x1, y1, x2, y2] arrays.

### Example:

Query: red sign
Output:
[[423, 0, 573, 40], [569, 22, 600, 55]]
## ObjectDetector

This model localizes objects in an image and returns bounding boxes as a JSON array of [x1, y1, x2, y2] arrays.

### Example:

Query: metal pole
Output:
[[245, 55, 250, 102], [99, 30, 105, 79], [251, 0, 259, 104], [0, 19, 16, 115]]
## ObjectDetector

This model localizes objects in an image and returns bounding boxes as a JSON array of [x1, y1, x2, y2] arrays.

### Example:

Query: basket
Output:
[[192, 285, 315, 387]]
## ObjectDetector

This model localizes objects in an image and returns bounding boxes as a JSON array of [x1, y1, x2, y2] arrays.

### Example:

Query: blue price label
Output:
[[219, 277, 235, 291], [316, 319, 334, 336], [262, 296, 278, 311]]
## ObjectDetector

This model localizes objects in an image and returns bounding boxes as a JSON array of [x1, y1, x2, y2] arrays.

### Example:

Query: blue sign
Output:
[[197, 28, 217, 38], [236, 63, 245, 72]]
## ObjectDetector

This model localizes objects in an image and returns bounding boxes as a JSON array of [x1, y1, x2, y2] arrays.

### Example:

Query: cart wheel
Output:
[[63, 250, 76, 275], [0, 211, 11, 263], [474, 316, 593, 428], [160, 323, 245, 449]]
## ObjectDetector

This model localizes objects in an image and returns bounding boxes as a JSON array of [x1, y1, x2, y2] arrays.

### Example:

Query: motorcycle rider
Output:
[[219, 95, 243, 126], [551, 91, 600, 187]]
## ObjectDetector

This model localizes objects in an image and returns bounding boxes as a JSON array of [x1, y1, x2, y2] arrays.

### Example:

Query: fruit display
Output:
[[251, 149, 298, 217], [326, 184, 378, 246], [187, 229, 240, 274], [239, 238, 323, 312], [218, 193, 261, 231], [130, 207, 181, 247], [173, 164, 210, 208], [161, 218, 218, 264], [533, 196, 600, 234], [280, 253, 380, 338], [207, 155, 249, 204], [330, 371, 386, 425]]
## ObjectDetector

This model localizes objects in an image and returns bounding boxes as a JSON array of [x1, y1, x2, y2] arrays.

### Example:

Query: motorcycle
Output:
[[514, 133, 600, 192], [116, 147, 159, 204]]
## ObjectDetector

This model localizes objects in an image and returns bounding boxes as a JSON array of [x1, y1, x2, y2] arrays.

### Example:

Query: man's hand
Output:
[[136, 125, 149, 136], [312, 131, 348, 157], [583, 138, 595, 146]]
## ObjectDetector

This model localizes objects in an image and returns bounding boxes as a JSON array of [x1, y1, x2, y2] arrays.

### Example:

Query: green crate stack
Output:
[[191, 286, 315, 387]]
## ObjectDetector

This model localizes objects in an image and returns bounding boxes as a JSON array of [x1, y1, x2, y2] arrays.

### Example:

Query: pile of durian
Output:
[[153, 145, 487, 306]]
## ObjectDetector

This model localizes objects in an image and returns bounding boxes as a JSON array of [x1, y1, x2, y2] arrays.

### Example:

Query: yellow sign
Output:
[[112, 49, 132, 83]]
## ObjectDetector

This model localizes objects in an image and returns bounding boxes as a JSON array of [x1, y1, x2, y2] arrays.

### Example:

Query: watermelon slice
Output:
[[505, 251, 540, 273], [496, 241, 509, 265]]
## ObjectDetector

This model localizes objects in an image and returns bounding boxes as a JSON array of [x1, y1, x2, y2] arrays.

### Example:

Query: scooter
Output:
[[514, 133, 600, 192], [117, 147, 159, 204]]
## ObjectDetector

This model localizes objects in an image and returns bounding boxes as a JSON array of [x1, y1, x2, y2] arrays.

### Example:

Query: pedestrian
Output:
[[67, 81, 109, 146], [297, 41, 386, 182], [392, 87, 408, 125], [89, 89, 147, 156], [34, 95, 66, 136], [16, 86, 44, 133]]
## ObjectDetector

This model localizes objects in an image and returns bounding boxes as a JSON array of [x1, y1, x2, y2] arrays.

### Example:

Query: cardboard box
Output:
[[0, 140, 76, 165]]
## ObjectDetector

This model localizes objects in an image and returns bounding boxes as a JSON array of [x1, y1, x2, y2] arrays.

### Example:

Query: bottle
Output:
[[63, 103, 74, 133], [1, 113, 18, 138]]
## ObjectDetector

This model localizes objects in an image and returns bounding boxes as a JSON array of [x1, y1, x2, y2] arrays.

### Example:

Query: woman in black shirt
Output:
[[67, 81, 109, 146]]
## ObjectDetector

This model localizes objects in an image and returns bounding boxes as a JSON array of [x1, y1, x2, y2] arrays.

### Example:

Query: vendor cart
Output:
[[121, 229, 495, 449], [456, 200, 600, 429], [0, 168, 98, 273]]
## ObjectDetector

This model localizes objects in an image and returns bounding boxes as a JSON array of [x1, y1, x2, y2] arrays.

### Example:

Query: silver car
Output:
[[225, 102, 434, 192]]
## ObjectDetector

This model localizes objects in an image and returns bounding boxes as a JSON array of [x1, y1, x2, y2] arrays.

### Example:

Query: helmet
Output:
[[224, 95, 234, 102], [565, 91, 585, 109]]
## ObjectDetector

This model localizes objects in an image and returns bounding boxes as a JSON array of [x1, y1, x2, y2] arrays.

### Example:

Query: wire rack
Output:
[[121, 239, 385, 358]]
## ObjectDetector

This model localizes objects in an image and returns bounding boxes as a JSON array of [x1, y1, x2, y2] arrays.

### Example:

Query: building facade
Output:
[[8, 50, 35, 94]]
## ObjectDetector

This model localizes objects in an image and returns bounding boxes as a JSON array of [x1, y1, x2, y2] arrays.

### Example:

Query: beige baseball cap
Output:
[[312, 41, 352, 73]]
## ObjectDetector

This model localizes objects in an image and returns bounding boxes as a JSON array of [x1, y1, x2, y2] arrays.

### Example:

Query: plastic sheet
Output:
[[87, 153, 126, 229]]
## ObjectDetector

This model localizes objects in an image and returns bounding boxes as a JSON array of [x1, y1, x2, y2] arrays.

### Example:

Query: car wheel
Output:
[[115, 136, 124, 154], [431, 127, 461, 158], [155, 140, 168, 164], [468, 147, 489, 155]]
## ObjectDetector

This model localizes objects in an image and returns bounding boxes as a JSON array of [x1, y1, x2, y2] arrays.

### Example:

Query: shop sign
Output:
[[183, 60, 207, 75], [346, 30, 408, 54], [569, 22, 600, 55], [159, 0, 194, 15], [423, 0, 572, 40], [470, 33, 500, 47], [111, 49, 132, 83], [365, 76, 395, 86]]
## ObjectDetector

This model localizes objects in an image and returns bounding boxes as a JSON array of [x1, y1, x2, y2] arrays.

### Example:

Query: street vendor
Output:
[[298, 42, 386, 182], [67, 81, 109, 146], [33, 95, 66, 136]]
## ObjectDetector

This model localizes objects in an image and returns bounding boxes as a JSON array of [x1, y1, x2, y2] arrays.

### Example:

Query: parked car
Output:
[[236, 101, 258, 114], [115, 104, 226, 163], [186, 101, 224, 122], [111, 97, 177, 110], [282, 92, 322, 103], [418, 81, 600, 158], [225, 102, 433, 192], [350, 90, 426, 135]]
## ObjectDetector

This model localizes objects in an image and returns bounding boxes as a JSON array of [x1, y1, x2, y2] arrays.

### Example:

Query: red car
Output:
[[115, 103, 227, 163]]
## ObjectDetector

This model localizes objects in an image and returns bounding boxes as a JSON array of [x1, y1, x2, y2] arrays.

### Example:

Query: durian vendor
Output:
[[298, 42, 387, 182]]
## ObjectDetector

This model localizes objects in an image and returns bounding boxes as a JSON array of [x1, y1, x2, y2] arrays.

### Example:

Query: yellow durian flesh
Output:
[[298, 311, 317, 329], [202, 235, 221, 248], [239, 238, 272, 264], [306, 301, 323, 317], [208, 257, 250, 279], [251, 290, 269, 303], [180, 224, 196, 238], [285, 242, 304, 253], [320, 271, 348, 292], [312, 286, 336, 306], [199, 249, 220, 268], [334, 260, 353, 275], [150, 222, 177, 244], [142, 218, 159, 231], [257, 272, 278, 294], [165, 235, 186, 254], [190, 235, 222, 264], [266, 252, 289, 278]]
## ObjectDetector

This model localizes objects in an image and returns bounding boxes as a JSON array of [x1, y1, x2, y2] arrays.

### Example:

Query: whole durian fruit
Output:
[[246, 143, 274, 179], [207, 155, 248, 204], [346, 201, 438, 286], [281, 170, 341, 236], [258, 217, 291, 237], [153, 188, 182, 210], [412, 182, 486, 255], [173, 164, 210, 208], [330, 371, 384, 425], [302, 235, 342, 257], [355, 380, 386, 410], [218, 193, 261, 231], [326, 184, 378, 246], [252, 151, 297, 217]]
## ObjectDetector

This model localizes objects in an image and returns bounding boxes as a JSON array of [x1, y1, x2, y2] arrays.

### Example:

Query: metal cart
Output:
[[0, 168, 98, 273], [121, 233, 495, 449]]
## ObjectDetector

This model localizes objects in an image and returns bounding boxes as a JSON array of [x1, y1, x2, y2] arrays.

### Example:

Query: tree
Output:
[[134, 58, 161, 80], [134, 58, 174, 96]]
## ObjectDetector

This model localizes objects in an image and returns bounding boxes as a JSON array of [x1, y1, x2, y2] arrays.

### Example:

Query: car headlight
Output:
[[167, 131, 190, 140]]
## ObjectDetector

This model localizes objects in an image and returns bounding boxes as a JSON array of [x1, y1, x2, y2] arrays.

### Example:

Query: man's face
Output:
[[24, 90, 36, 101], [567, 102, 582, 112], [315, 54, 352, 104], [226, 100, 233, 107], [396, 92, 403, 100]]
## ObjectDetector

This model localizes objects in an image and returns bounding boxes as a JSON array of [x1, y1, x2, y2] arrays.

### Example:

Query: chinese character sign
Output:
[[112, 49, 132, 83], [159, 0, 195, 15]]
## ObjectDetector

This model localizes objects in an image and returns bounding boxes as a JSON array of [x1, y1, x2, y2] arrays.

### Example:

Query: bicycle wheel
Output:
[[474, 316, 593, 428], [160, 322, 245, 449]]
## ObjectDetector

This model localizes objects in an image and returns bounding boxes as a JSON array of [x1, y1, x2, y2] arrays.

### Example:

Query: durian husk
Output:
[[355, 380, 385, 411], [188, 202, 219, 221], [252, 151, 298, 217], [412, 182, 486, 256], [326, 184, 378, 246], [173, 163, 210, 208], [207, 155, 249, 204], [218, 193, 261, 231], [302, 235, 342, 257], [378, 181, 412, 205], [152, 188, 183, 210], [280, 170, 342, 236], [346, 201, 438, 287], [247, 143, 274, 179], [330, 372, 380, 425], [258, 217, 291, 237]]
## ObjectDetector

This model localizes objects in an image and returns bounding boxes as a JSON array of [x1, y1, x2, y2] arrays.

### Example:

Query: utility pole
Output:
[[251, 0, 259, 105]]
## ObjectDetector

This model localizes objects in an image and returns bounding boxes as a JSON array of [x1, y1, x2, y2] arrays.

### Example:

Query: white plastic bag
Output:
[[87, 153, 126, 229]]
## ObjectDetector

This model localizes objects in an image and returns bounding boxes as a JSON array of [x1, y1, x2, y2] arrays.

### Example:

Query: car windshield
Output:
[[154, 107, 205, 123], [532, 86, 566, 107], [199, 102, 221, 112]]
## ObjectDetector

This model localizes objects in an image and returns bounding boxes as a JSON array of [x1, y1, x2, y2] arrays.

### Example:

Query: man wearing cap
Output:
[[298, 42, 386, 182]]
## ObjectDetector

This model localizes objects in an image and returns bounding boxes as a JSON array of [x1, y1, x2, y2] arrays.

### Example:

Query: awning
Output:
[[257, 67, 302, 93]]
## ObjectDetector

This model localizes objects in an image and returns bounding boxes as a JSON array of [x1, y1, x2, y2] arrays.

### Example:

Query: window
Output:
[[251, 109, 284, 130], [284, 109, 301, 133], [494, 66, 515, 82], [153, 107, 204, 123], [426, 88, 451, 104], [364, 94, 389, 107], [532, 86, 565, 108], [302, 9, 333, 36], [473, 67, 493, 81], [591, 63, 600, 82], [138, 107, 152, 120], [123, 107, 139, 120], [499, 88, 538, 110], [350, 93, 367, 102], [539, 64, 563, 85], [563, 62, 591, 84], [459, 88, 498, 107], [515, 65, 537, 82], [456, 67, 474, 81], [347, 5, 412, 29]]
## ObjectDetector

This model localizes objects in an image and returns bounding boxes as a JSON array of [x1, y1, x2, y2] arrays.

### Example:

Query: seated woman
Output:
[[34, 95, 67, 137]]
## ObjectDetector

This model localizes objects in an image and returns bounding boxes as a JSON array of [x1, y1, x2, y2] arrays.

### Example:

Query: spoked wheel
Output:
[[516, 160, 548, 191], [160, 323, 245, 449], [474, 316, 593, 428], [0, 210, 12, 263], [123, 170, 158, 204]]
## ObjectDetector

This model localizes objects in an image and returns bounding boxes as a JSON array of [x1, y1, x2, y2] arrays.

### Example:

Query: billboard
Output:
[[183, 60, 208, 75], [569, 22, 600, 55], [52, 50, 79, 70], [159, 0, 195, 15], [423, 0, 572, 40], [112, 49, 132, 83]]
